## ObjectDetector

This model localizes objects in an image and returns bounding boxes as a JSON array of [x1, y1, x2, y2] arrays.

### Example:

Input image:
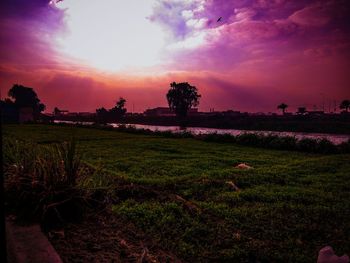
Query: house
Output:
[[53, 108, 69, 116], [144, 107, 175, 116], [78, 112, 95, 118]]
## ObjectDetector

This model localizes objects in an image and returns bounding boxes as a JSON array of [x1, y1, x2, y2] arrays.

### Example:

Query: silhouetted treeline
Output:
[[123, 114, 350, 134], [54, 113, 350, 135], [95, 97, 126, 123], [1, 84, 46, 123]]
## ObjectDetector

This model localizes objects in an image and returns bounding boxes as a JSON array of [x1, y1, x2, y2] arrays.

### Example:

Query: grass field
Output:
[[4, 124, 350, 262]]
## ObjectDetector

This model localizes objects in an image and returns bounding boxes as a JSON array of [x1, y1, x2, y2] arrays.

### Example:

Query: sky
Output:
[[0, 0, 349, 113]]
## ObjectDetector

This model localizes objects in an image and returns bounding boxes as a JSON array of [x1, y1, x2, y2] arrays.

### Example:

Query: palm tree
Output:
[[277, 103, 288, 115], [340, 99, 350, 112]]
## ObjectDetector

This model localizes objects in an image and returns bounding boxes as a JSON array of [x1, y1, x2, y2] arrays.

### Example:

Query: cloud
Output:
[[289, 4, 331, 27], [0, 0, 66, 71], [289, 1, 350, 27], [149, 0, 200, 40], [234, 8, 257, 21]]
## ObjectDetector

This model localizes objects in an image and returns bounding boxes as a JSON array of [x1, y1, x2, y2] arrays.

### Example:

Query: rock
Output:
[[317, 246, 349, 263], [235, 163, 253, 169]]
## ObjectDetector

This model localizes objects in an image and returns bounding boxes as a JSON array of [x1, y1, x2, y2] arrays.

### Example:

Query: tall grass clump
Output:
[[296, 138, 323, 153], [4, 138, 85, 226]]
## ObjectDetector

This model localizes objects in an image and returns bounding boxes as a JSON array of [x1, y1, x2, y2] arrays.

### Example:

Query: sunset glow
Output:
[[0, 0, 349, 112], [53, 0, 166, 71]]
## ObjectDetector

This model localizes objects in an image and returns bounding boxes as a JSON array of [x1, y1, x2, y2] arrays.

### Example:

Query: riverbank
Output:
[[3, 124, 350, 262], [55, 113, 350, 134], [53, 121, 350, 153]]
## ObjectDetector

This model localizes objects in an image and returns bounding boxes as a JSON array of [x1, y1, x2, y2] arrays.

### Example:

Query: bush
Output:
[[235, 133, 261, 146], [316, 138, 337, 154], [297, 138, 319, 153], [338, 139, 350, 153]]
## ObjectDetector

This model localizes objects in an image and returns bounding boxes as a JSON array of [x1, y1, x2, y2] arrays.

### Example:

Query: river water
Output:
[[54, 120, 350, 145]]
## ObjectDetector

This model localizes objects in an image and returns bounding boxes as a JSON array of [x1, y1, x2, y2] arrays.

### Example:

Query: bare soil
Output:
[[47, 209, 182, 263]]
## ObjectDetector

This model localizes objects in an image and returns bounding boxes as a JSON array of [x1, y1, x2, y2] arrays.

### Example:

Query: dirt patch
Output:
[[47, 210, 182, 263]]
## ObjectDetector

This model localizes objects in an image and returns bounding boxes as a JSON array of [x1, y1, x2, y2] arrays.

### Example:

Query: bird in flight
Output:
[[217, 17, 222, 22]]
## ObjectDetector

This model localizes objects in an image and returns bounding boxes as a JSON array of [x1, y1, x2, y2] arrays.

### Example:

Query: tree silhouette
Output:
[[53, 107, 60, 116], [96, 98, 127, 123], [277, 103, 288, 115], [96, 107, 108, 115], [96, 107, 108, 123], [340, 99, 350, 112], [166, 82, 201, 118], [8, 84, 45, 117], [110, 97, 127, 117]]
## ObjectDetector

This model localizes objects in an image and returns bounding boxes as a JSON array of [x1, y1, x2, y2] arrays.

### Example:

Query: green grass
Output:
[[4, 124, 350, 262]]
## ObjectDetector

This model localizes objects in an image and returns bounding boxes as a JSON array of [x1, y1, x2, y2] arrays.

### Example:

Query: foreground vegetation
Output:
[[3, 124, 350, 262]]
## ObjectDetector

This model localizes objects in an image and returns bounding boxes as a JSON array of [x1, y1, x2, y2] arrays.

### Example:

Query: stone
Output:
[[235, 163, 253, 169], [317, 246, 349, 263]]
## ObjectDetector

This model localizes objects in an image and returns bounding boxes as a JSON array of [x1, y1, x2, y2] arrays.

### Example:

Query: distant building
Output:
[[144, 107, 198, 117], [144, 107, 175, 116], [78, 112, 95, 117], [53, 108, 69, 116], [307, 110, 324, 116], [222, 110, 241, 117], [249, 112, 266, 116], [266, 112, 278, 116], [296, 107, 307, 115], [66, 112, 79, 117]]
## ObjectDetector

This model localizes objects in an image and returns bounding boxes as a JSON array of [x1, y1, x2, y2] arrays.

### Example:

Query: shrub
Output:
[[235, 133, 261, 146], [296, 138, 319, 152], [338, 139, 350, 153], [201, 133, 237, 143], [316, 138, 337, 154]]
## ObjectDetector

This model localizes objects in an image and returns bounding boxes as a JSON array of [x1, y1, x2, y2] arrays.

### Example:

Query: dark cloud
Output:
[[289, 1, 350, 28], [0, 0, 65, 69], [0, 0, 62, 22]]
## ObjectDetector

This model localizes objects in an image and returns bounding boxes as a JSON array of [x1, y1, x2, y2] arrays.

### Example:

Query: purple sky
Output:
[[0, 0, 349, 113]]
